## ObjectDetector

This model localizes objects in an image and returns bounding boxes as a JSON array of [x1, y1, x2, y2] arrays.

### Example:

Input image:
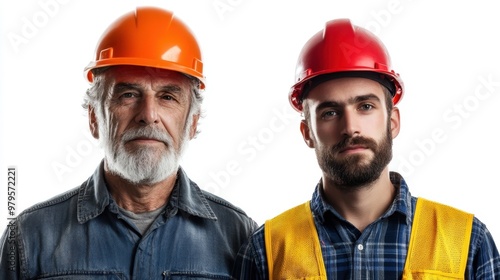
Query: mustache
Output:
[[121, 126, 173, 146], [332, 136, 378, 153]]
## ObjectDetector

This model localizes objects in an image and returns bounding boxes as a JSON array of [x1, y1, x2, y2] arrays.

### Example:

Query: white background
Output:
[[1, 0, 499, 245]]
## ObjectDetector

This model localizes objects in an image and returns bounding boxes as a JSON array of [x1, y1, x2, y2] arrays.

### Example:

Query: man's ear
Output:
[[300, 120, 315, 148], [88, 106, 99, 139], [390, 107, 401, 139], [189, 114, 200, 139]]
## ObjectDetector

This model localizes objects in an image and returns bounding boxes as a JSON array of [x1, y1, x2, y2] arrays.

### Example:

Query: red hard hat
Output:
[[84, 7, 205, 88], [289, 19, 404, 112]]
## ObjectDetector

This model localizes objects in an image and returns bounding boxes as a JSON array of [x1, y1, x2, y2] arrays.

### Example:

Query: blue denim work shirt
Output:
[[0, 162, 257, 279]]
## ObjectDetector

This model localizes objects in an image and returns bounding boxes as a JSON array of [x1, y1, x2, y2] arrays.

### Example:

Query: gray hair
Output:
[[82, 67, 204, 136]]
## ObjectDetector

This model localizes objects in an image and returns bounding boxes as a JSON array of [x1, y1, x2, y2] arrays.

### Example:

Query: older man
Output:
[[1, 7, 256, 279]]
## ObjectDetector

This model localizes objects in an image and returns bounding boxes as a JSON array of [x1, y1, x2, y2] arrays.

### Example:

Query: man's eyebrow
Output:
[[157, 84, 183, 94], [112, 83, 184, 94], [350, 93, 381, 104], [113, 82, 142, 94], [316, 101, 341, 113], [314, 93, 381, 112]]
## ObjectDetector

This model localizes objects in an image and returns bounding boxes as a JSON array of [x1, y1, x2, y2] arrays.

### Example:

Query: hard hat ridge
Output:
[[289, 18, 403, 112], [84, 6, 205, 89]]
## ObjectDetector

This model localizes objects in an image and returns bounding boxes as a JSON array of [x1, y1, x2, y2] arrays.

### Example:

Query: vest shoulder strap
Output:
[[264, 198, 474, 280], [402, 197, 474, 279], [264, 201, 326, 280]]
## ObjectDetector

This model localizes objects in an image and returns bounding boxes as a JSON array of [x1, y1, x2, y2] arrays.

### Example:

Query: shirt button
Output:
[[357, 244, 364, 251]]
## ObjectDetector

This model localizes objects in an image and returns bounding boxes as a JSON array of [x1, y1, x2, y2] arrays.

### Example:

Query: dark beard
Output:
[[316, 129, 393, 190]]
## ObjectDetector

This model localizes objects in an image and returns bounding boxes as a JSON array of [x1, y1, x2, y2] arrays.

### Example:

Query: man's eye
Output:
[[322, 110, 338, 119], [360, 104, 374, 111], [120, 92, 136, 98], [161, 95, 173, 100]]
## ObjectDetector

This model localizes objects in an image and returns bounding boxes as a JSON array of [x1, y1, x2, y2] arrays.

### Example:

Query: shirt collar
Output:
[[77, 161, 217, 223], [77, 160, 110, 223], [166, 168, 217, 220], [388, 171, 412, 225], [311, 171, 413, 225]]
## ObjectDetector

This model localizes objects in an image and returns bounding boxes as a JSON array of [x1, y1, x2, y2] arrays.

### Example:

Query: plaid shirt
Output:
[[233, 172, 500, 279]]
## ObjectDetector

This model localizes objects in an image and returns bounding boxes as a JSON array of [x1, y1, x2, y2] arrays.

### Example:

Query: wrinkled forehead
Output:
[[104, 65, 191, 89]]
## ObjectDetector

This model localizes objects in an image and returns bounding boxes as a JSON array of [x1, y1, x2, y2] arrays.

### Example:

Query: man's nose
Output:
[[135, 96, 159, 125], [340, 109, 360, 137]]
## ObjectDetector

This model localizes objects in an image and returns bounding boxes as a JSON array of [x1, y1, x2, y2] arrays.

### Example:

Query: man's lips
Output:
[[127, 137, 165, 145], [338, 145, 368, 154]]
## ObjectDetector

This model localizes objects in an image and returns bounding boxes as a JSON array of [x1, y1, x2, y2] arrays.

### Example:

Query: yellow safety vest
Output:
[[264, 198, 474, 280]]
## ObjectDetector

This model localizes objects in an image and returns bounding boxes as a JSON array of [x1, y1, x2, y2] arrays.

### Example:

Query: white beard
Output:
[[101, 121, 191, 186]]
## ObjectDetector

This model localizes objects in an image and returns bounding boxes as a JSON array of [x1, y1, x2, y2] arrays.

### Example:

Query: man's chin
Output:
[[109, 162, 178, 185]]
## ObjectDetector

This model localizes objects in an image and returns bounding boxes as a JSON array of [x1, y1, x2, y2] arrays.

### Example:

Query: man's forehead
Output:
[[306, 77, 386, 104], [106, 65, 189, 84]]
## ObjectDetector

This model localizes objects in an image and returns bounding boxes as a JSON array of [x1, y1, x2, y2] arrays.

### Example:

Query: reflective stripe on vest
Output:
[[264, 198, 473, 280]]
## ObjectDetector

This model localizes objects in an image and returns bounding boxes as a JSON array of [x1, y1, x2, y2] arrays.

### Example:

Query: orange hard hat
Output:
[[84, 7, 205, 88], [289, 19, 404, 112]]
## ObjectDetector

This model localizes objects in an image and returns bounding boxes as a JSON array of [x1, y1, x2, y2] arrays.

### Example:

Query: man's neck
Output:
[[104, 169, 177, 213], [322, 168, 395, 232]]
